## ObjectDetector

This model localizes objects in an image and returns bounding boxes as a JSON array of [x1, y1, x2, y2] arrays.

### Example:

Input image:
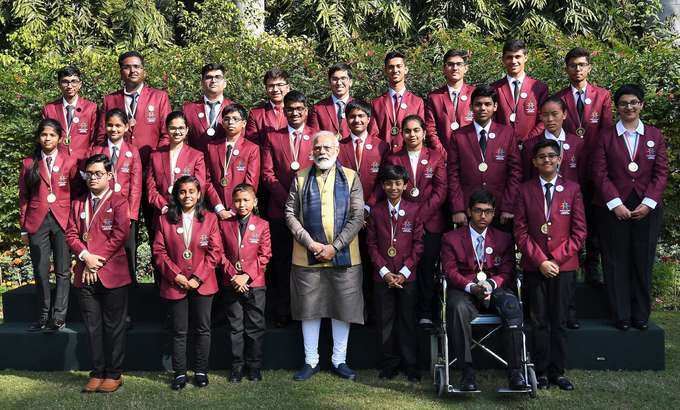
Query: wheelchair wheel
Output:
[[434, 366, 446, 397], [527, 366, 538, 398]]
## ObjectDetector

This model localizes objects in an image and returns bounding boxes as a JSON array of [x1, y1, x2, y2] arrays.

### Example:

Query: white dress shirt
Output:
[[379, 200, 412, 279]]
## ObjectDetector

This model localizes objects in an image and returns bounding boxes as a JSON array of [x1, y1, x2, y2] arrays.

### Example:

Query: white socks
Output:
[[301, 319, 350, 368]]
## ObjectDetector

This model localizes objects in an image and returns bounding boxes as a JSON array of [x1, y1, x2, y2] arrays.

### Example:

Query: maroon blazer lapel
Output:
[[161, 149, 172, 187], [563, 88, 580, 125], [324, 99, 340, 131], [467, 127, 484, 163], [135, 87, 151, 120], [498, 81, 515, 111]]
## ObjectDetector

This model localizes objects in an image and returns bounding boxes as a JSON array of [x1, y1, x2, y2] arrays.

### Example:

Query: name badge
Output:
[[401, 220, 412, 233], [559, 201, 571, 215]]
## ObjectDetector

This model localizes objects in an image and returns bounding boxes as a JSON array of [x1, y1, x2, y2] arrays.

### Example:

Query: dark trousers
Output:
[[359, 229, 374, 321], [224, 286, 266, 370], [28, 212, 70, 321], [268, 218, 293, 319], [374, 280, 417, 370], [78, 282, 129, 379], [525, 270, 574, 377], [597, 194, 662, 323], [417, 230, 441, 321], [582, 183, 602, 277], [124, 220, 138, 283], [447, 287, 523, 369], [168, 292, 213, 374]]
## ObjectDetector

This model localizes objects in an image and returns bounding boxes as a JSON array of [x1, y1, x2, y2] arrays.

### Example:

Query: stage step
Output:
[[0, 319, 664, 371], [1, 283, 612, 323]]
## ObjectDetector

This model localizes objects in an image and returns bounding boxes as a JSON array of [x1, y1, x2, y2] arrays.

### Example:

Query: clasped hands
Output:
[[539, 259, 560, 278], [470, 281, 493, 300], [82, 253, 107, 285], [383, 272, 406, 289], [309, 241, 336, 262], [174, 274, 200, 290], [231, 273, 250, 293], [613, 204, 650, 221]]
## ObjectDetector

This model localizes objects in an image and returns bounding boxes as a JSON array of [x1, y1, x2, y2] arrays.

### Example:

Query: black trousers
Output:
[[417, 230, 441, 321], [358, 229, 374, 321], [447, 287, 523, 369], [124, 220, 138, 283], [268, 218, 293, 319], [78, 282, 129, 379], [374, 280, 417, 370], [525, 270, 574, 378], [28, 212, 70, 321], [224, 286, 266, 370], [582, 182, 602, 277], [597, 194, 662, 323], [168, 292, 213, 374]]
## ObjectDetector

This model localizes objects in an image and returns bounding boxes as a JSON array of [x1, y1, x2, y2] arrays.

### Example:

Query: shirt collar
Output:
[[62, 96, 78, 108], [331, 94, 350, 106], [182, 209, 195, 221], [204, 95, 224, 105], [506, 73, 526, 88], [447, 84, 463, 96], [616, 120, 645, 136], [540, 174, 558, 187], [41, 150, 57, 161], [123, 83, 143, 96], [287, 124, 305, 136], [238, 213, 251, 225], [469, 226, 488, 242], [388, 200, 401, 215], [91, 188, 110, 201], [474, 121, 491, 135], [351, 131, 367, 142], [107, 138, 123, 151], [408, 149, 421, 158], [571, 83, 588, 96], [544, 129, 566, 141], [388, 87, 406, 99]]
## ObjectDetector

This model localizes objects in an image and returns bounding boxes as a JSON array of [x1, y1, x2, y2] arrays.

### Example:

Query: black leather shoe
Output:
[[293, 364, 320, 381], [194, 373, 209, 387], [46, 319, 66, 332], [247, 368, 262, 382], [549, 375, 574, 391], [171, 374, 187, 390], [567, 319, 580, 330], [508, 369, 528, 390], [615, 321, 630, 331], [537, 376, 550, 389], [406, 368, 421, 383], [229, 368, 243, 383], [459, 368, 478, 391], [332, 363, 357, 381], [378, 367, 398, 379], [632, 321, 648, 331], [27, 319, 48, 332]]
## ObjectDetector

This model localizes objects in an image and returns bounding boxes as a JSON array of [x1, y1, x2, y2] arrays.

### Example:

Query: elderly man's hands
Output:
[[309, 242, 336, 262]]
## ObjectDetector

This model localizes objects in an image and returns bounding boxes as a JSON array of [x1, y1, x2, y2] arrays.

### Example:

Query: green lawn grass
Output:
[[0, 311, 677, 409]]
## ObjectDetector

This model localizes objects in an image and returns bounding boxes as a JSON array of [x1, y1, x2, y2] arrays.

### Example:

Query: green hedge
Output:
[[1, 27, 678, 245]]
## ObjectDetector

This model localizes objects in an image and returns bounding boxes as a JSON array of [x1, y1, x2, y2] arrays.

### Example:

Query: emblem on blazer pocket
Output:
[[590, 111, 600, 124], [569, 155, 577, 168], [466, 111, 473, 121], [494, 147, 506, 161], [121, 163, 130, 173], [101, 218, 113, 231], [248, 233, 259, 244], [646, 147, 656, 160], [199, 234, 209, 247], [58, 175, 68, 187], [425, 166, 434, 178], [236, 161, 246, 172], [494, 256, 502, 266], [371, 162, 380, 174], [525, 101, 536, 114], [402, 220, 413, 233], [559, 201, 571, 215], [78, 122, 88, 134]]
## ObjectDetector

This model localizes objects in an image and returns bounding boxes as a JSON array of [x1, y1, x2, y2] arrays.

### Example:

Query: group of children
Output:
[[17, 39, 667, 393]]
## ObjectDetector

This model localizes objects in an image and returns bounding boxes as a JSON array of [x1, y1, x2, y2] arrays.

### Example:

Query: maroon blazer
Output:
[[555, 83, 613, 169], [491, 76, 549, 141], [521, 131, 585, 184], [307, 96, 352, 139], [337, 133, 389, 208], [65, 192, 131, 289], [42, 98, 99, 159], [441, 226, 514, 291], [591, 124, 668, 207], [424, 83, 476, 153], [182, 98, 234, 153], [99, 86, 172, 166], [146, 145, 207, 214], [18, 152, 80, 234], [219, 215, 272, 288], [88, 142, 143, 220], [153, 211, 222, 300], [369, 90, 425, 153], [245, 101, 287, 145], [261, 126, 316, 219], [447, 122, 522, 214], [204, 136, 260, 211], [366, 200, 424, 282], [383, 148, 447, 233], [514, 177, 586, 271]]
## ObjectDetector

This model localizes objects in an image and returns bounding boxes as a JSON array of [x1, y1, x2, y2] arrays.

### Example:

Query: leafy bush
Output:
[[652, 259, 680, 311], [0, 26, 679, 247]]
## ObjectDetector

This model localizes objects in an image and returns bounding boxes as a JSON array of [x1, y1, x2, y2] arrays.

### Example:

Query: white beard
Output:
[[314, 155, 337, 170]]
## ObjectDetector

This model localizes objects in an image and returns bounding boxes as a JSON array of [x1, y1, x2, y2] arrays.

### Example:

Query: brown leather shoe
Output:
[[82, 377, 104, 393], [97, 377, 123, 393]]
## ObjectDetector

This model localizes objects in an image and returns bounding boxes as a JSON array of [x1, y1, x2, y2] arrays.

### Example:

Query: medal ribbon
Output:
[[472, 234, 486, 275], [84, 189, 112, 236], [623, 130, 640, 163], [223, 141, 236, 181], [290, 131, 302, 163], [181, 213, 194, 254]]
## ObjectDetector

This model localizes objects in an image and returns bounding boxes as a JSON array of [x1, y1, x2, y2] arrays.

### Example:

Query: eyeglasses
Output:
[[618, 100, 641, 108], [84, 171, 108, 180], [203, 75, 224, 81], [313, 145, 336, 152], [120, 64, 143, 70], [223, 116, 243, 123], [445, 62, 466, 68], [535, 153, 560, 161], [168, 126, 187, 133], [470, 207, 495, 216], [59, 79, 81, 86], [330, 76, 350, 83], [284, 107, 306, 114], [567, 63, 590, 70], [266, 82, 289, 91]]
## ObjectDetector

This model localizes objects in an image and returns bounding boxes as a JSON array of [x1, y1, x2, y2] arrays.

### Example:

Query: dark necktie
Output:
[[225, 144, 233, 164], [576, 91, 585, 121], [129, 92, 139, 119], [208, 101, 219, 125], [92, 197, 100, 212], [66, 105, 74, 128], [46, 156, 52, 175], [355, 138, 363, 167], [479, 129, 487, 154], [239, 219, 247, 237], [111, 146, 119, 167], [391, 209, 397, 224], [451, 91, 459, 115], [513, 80, 520, 105], [544, 182, 553, 211], [336, 101, 345, 131]]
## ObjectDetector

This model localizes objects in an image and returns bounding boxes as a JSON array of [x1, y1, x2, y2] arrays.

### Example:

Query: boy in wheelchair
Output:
[[441, 189, 527, 391]]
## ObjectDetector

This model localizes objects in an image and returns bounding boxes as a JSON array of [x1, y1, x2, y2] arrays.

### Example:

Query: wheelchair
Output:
[[430, 263, 537, 398]]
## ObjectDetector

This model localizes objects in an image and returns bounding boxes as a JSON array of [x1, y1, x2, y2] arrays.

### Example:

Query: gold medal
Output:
[[46, 193, 57, 203], [576, 127, 585, 137], [478, 162, 488, 172], [476, 271, 487, 282], [128, 118, 136, 127], [235, 260, 242, 271], [540, 223, 549, 235], [391, 126, 399, 136], [290, 161, 300, 171], [64, 135, 71, 145], [387, 246, 398, 257], [221, 177, 229, 187], [82, 232, 89, 242], [182, 249, 192, 260], [628, 162, 639, 172]]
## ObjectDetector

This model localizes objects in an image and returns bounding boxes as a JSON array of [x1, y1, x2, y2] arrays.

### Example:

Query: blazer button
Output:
[[547, 237, 552, 241], [632, 179, 636, 182]]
